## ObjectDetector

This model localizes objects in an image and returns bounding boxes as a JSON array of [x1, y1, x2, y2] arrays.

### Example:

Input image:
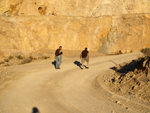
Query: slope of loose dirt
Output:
[[97, 56, 150, 103]]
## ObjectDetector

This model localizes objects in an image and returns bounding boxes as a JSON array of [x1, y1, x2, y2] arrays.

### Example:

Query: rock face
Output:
[[101, 15, 150, 53], [1, 0, 150, 17], [0, 16, 111, 52], [0, 0, 150, 53]]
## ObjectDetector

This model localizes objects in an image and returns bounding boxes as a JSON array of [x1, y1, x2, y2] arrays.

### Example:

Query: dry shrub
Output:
[[0, 61, 4, 65], [141, 48, 150, 56], [17, 55, 23, 59], [21, 58, 32, 64], [113, 50, 123, 55], [4, 59, 9, 62]]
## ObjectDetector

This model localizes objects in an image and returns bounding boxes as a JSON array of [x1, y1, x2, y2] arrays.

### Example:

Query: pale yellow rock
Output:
[[1, 0, 150, 16], [0, 0, 150, 54], [0, 16, 112, 52]]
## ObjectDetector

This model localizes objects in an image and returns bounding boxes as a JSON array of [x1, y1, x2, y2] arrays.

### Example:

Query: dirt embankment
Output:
[[98, 56, 150, 102]]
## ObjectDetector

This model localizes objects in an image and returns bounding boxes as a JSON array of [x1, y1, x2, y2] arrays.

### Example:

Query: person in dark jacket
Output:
[[80, 48, 89, 69]]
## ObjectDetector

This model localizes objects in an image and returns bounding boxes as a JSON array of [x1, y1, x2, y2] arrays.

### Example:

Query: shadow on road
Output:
[[52, 60, 56, 68], [74, 61, 83, 69], [32, 107, 40, 113]]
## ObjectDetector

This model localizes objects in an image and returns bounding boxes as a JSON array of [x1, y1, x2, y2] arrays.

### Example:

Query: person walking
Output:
[[55, 46, 63, 69], [80, 47, 89, 69]]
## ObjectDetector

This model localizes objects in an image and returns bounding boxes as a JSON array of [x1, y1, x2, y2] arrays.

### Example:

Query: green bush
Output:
[[8, 55, 13, 59], [17, 55, 23, 59]]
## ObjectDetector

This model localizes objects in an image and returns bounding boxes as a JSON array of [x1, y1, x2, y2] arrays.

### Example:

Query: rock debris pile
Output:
[[107, 56, 150, 101]]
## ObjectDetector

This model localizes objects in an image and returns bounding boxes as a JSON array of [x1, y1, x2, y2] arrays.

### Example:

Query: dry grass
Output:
[[21, 58, 32, 64], [141, 48, 150, 56]]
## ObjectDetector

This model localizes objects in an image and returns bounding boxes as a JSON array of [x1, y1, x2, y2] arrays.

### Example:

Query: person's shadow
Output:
[[32, 107, 40, 113], [52, 60, 56, 68], [74, 61, 83, 69]]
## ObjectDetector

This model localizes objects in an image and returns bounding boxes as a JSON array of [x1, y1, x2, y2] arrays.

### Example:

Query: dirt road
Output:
[[0, 52, 149, 113]]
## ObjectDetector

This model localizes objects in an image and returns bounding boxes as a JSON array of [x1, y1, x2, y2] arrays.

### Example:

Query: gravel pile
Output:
[[104, 57, 150, 101]]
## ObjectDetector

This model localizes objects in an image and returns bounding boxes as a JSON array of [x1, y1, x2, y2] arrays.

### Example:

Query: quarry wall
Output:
[[0, 0, 150, 54]]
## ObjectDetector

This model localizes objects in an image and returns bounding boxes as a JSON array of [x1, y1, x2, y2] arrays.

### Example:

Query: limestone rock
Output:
[[0, 0, 150, 54], [0, 0, 150, 17], [101, 15, 150, 54], [115, 101, 122, 105], [0, 16, 112, 52]]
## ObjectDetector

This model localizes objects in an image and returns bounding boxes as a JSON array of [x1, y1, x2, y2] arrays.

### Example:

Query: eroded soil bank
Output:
[[98, 56, 150, 103]]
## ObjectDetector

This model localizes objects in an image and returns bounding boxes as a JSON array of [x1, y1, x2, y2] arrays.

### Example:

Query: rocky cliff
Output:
[[0, 0, 150, 54]]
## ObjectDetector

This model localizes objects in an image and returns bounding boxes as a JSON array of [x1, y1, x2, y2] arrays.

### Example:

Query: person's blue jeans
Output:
[[56, 56, 62, 68]]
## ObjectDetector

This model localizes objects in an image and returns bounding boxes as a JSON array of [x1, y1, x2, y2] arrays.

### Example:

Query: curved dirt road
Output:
[[0, 52, 149, 113]]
